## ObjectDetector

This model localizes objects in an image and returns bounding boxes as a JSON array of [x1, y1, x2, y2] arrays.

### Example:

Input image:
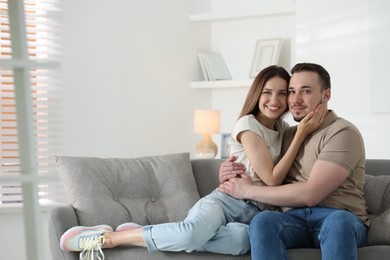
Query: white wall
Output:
[[61, 0, 212, 159]]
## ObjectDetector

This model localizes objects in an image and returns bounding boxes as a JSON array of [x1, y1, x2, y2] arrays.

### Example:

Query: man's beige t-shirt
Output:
[[282, 110, 369, 226]]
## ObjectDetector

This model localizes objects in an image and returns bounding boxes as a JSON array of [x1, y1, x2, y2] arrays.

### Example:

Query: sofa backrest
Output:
[[191, 159, 224, 197], [365, 159, 390, 177]]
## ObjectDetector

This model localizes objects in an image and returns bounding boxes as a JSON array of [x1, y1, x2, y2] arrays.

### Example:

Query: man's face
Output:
[[288, 71, 329, 122]]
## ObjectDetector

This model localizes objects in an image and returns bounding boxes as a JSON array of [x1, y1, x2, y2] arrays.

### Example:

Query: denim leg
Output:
[[197, 192, 259, 255], [249, 207, 367, 260], [143, 190, 258, 254], [310, 208, 367, 260], [249, 210, 313, 260], [200, 222, 251, 255], [197, 191, 260, 255]]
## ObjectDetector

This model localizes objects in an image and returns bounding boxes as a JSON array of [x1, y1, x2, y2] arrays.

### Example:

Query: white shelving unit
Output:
[[190, 7, 295, 89]]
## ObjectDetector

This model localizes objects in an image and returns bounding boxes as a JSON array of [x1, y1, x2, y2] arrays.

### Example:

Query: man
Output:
[[218, 63, 368, 260]]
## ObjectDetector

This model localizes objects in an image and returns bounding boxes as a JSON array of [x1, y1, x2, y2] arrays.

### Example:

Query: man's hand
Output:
[[217, 174, 253, 200], [219, 155, 246, 183]]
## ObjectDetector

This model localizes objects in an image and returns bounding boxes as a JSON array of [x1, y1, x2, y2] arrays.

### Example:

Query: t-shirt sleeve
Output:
[[231, 116, 264, 143], [318, 127, 364, 172]]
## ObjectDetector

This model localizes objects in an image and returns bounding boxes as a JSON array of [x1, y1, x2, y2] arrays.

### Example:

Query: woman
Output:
[[59, 65, 325, 260]]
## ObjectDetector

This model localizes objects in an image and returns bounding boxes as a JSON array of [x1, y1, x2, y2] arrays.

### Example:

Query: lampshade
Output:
[[193, 109, 221, 159], [194, 110, 221, 134]]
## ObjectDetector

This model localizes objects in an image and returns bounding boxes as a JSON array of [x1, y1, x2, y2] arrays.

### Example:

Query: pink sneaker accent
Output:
[[115, 222, 142, 232]]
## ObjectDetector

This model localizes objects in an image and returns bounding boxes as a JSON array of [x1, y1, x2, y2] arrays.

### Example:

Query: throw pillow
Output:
[[56, 153, 200, 229]]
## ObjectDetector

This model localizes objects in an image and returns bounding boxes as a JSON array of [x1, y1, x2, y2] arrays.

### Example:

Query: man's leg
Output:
[[249, 209, 313, 260], [311, 208, 367, 260]]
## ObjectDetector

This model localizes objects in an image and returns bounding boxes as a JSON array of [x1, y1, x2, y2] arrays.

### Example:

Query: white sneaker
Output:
[[60, 225, 112, 260]]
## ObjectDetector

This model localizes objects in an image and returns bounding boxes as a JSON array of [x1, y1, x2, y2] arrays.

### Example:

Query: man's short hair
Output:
[[291, 63, 331, 90]]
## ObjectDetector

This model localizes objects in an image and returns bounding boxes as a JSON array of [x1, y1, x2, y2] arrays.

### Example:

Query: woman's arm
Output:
[[240, 104, 326, 186]]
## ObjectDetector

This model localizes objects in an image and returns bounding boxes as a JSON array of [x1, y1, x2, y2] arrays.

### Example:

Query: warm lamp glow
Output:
[[194, 110, 221, 158]]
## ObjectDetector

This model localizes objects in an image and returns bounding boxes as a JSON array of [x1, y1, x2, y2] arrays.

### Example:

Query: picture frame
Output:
[[249, 38, 282, 78], [220, 133, 231, 159]]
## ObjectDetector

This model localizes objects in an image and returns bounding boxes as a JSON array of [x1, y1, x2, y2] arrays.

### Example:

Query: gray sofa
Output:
[[49, 153, 390, 259]]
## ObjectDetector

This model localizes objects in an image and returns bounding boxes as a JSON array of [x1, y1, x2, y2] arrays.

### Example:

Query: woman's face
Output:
[[258, 76, 288, 120]]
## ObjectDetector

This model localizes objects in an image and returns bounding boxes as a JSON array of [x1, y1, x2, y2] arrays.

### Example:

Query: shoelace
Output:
[[79, 235, 105, 260]]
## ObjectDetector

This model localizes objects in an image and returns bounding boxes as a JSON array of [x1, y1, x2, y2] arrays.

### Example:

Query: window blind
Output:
[[0, 0, 66, 207]]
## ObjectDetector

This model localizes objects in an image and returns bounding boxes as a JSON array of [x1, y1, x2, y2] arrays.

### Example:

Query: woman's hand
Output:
[[217, 174, 253, 200], [296, 103, 327, 137], [219, 155, 246, 183]]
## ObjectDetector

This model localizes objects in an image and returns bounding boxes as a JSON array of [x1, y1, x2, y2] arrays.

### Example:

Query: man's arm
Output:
[[218, 159, 349, 207]]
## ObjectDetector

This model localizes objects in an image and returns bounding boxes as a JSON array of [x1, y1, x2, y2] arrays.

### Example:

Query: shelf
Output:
[[190, 79, 253, 89], [190, 8, 295, 22]]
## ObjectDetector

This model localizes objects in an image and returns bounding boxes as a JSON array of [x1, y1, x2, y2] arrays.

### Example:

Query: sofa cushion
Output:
[[56, 153, 200, 229], [364, 174, 390, 245]]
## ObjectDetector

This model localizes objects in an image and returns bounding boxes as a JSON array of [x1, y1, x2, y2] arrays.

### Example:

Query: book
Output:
[[198, 51, 231, 81], [198, 52, 211, 81]]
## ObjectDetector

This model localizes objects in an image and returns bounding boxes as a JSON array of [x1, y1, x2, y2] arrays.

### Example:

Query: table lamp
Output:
[[194, 109, 221, 158]]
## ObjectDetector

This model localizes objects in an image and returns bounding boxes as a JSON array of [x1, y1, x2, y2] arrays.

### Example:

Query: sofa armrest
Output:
[[48, 205, 79, 260], [364, 173, 390, 246], [368, 208, 390, 245]]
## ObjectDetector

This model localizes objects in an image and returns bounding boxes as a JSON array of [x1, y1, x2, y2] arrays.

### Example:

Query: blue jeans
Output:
[[249, 207, 367, 260], [143, 190, 260, 255]]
